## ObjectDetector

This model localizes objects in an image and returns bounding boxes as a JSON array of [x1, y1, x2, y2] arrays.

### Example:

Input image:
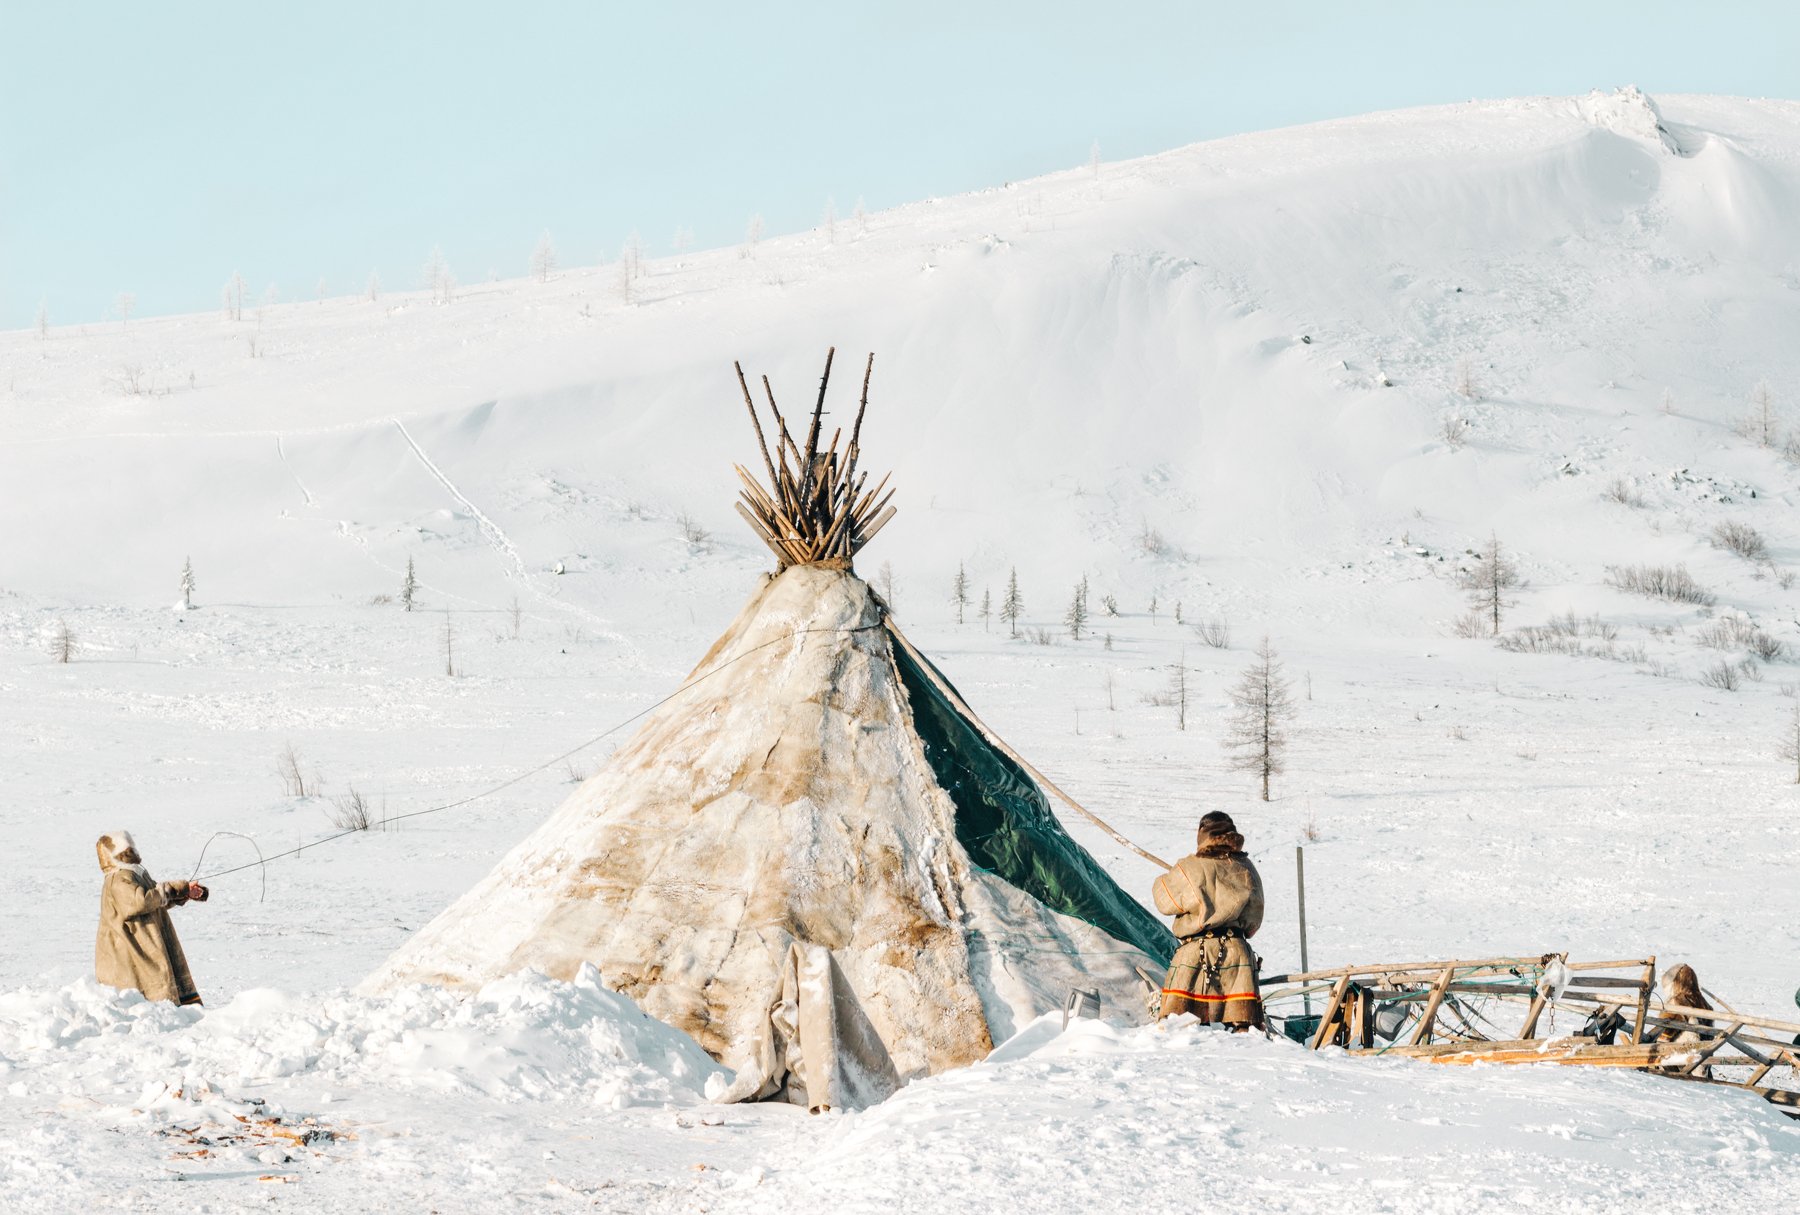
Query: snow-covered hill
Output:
[[4, 89, 1800, 1210]]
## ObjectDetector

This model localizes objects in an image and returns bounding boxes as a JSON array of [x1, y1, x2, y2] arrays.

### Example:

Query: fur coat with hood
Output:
[[95, 831, 201, 1005], [1151, 829, 1265, 1024]]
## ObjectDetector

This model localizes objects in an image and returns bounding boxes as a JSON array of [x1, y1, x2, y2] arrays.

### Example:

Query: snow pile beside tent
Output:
[[0, 965, 722, 1111], [708, 1015, 1800, 1214]]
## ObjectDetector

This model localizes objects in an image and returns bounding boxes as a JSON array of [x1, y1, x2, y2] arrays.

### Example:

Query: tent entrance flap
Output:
[[890, 636, 1175, 967]]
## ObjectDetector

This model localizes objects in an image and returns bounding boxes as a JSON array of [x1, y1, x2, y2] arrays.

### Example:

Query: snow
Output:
[[5, 89, 1800, 1207]]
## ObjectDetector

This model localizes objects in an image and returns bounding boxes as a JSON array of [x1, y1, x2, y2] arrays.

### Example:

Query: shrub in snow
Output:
[[1710, 520, 1768, 562], [1604, 563, 1715, 606]]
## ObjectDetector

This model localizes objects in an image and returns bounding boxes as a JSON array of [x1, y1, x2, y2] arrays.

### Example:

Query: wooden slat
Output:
[[1409, 966, 1457, 1047]]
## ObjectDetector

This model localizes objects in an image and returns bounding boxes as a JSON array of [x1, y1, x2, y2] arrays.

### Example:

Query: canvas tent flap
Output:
[[890, 633, 1176, 968], [714, 942, 900, 1112]]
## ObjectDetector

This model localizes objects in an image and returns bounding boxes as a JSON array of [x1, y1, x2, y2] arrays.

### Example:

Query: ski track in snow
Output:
[[390, 416, 628, 646], [274, 434, 316, 507]]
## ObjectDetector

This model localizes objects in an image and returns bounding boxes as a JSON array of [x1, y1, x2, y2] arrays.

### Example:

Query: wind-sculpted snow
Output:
[[0, 966, 722, 1109], [710, 1014, 1800, 1214]]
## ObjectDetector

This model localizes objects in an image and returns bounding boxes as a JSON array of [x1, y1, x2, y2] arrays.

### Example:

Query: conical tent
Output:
[[367, 353, 1174, 1108]]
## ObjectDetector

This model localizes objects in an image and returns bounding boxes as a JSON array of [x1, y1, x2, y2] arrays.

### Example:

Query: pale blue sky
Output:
[[3, 1, 1795, 329]]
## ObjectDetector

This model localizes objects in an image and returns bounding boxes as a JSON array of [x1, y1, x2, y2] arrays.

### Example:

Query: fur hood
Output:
[[1196, 832, 1246, 858], [96, 830, 148, 880]]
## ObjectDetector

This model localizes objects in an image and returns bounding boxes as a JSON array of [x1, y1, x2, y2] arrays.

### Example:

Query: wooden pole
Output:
[[1296, 846, 1311, 1018]]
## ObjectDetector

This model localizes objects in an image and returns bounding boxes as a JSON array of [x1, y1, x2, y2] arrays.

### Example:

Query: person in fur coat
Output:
[[95, 830, 208, 1005], [1152, 812, 1265, 1028]]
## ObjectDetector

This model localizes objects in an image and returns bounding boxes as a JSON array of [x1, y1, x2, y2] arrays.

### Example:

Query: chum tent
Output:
[[367, 351, 1174, 1109]]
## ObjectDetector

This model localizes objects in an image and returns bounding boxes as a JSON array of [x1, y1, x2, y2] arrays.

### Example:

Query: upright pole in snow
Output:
[[1296, 845, 1311, 1018]]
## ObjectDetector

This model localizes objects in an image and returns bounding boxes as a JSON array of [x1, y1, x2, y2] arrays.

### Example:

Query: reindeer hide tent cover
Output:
[[366, 353, 1173, 1110]]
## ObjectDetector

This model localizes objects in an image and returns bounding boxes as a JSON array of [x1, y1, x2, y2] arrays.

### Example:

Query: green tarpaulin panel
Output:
[[890, 636, 1175, 968]]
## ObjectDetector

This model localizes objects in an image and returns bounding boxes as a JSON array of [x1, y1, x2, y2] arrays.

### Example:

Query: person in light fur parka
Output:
[[1152, 812, 1264, 1027], [95, 830, 207, 1005]]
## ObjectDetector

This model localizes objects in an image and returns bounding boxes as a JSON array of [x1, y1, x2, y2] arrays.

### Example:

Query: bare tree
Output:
[[876, 560, 898, 608], [671, 226, 694, 254], [1089, 139, 1101, 180], [822, 197, 837, 245], [1454, 358, 1480, 400], [509, 595, 523, 640], [1101, 593, 1119, 617], [49, 620, 77, 664], [223, 271, 247, 321], [178, 557, 195, 611], [1782, 703, 1800, 784], [1458, 533, 1523, 636], [329, 786, 372, 830], [1741, 380, 1779, 448], [34, 299, 48, 340], [1166, 646, 1190, 731], [743, 213, 765, 257], [1066, 582, 1089, 640], [315, 276, 328, 303], [443, 613, 457, 677], [114, 292, 136, 325], [274, 742, 314, 798], [366, 270, 381, 303], [951, 563, 969, 624], [1224, 636, 1296, 801], [423, 246, 454, 304], [530, 230, 558, 282], [1001, 568, 1023, 638], [979, 587, 992, 632], [400, 556, 418, 612], [852, 196, 867, 232]]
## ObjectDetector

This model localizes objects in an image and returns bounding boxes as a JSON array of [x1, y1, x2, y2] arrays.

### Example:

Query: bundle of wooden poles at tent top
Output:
[[732, 348, 897, 569], [1260, 954, 1800, 1117]]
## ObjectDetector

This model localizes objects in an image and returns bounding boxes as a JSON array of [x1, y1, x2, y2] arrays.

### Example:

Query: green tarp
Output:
[[890, 636, 1175, 968]]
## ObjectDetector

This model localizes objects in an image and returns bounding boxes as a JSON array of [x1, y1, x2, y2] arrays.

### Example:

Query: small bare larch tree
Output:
[[1743, 380, 1778, 448], [530, 230, 558, 282], [223, 271, 247, 321], [1224, 635, 1295, 801], [979, 587, 991, 631], [1066, 582, 1088, 640], [179, 557, 195, 610], [400, 556, 418, 612], [35, 299, 48, 340], [423, 246, 454, 304], [1167, 647, 1190, 731], [951, 563, 969, 624], [1459, 532, 1523, 636], [1001, 568, 1023, 638], [50, 620, 77, 664], [115, 292, 136, 325]]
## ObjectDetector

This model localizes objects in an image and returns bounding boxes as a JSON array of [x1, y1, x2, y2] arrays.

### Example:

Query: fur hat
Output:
[[96, 830, 138, 873], [1195, 812, 1244, 854]]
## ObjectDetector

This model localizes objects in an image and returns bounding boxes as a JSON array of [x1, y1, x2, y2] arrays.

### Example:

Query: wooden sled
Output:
[[1260, 954, 1800, 1118]]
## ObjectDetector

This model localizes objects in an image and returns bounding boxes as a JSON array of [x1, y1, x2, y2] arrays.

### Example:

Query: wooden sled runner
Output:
[[1260, 954, 1800, 1118]]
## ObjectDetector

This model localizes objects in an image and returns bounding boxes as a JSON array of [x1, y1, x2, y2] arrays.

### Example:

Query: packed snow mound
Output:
[[1573, 85, 1686, 153], [0, 965, 723, 1110], [708, 1014, 1800, 1214]]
